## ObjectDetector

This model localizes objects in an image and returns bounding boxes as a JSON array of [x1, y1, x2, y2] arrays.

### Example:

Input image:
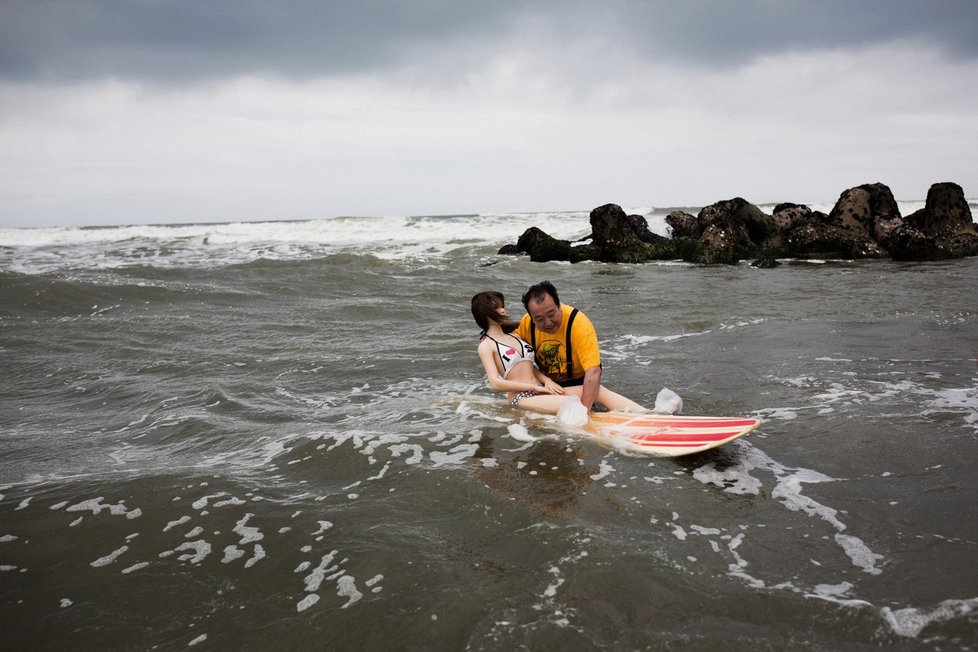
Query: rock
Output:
[[751, 254, 781, 268], [586, 204, 674, 263], [496, 181, 976, 265], [906, 182, 975, 238], [590, 204, 649, 248], [784, 220, 886, 259], [947, 231, 978, 258], [682, 198, 769, 264], [695, 223, 744, 265], [889, 182, 978, 260], [569, 242, 602, 263], [497, 226, 572, 262], [885, 224, 951, 261], [768, 204, 821, 253], [780, 183, 897, 259], [772, 203, 817, 232], [828, 183, 901, 235], [873, 216, 904, 243], [702, 197, 778, 244], [665, 210, 698, 239]]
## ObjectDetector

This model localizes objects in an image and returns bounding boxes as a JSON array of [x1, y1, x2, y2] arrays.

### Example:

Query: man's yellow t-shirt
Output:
[[516, 304, 601, 384]]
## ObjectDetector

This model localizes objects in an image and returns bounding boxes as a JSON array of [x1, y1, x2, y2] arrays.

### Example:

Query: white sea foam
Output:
[[313, 521, 333, 535], [620, 331, 712, 346], [296, 594, 320, 612], [163, 516, 191, 532], [213, 497, 245, 508], [789, 372, 978, 432], [506, 424, 535, 442], [927, 385, 978, 429], [336, 575, 363, 609], [191, 493, 227, 510], [750, 407, 807, 421], [221, 545, 245, 564], [4, 201, 972, 274], [719, 318, 766, 331], [244, 544, 265, 568], [693, 443, 885, 576], [65, 497, 130, 516], [881, 598, 978, 638], [388, 443, 425, 464], [670, 524, 688, 541], [430, 444, 481, 467], [0, 212, 582, 272], [834, 534, 884, 576], [690, 525, 722, 536], [172, 540, 211, 564], [302, 551, 339, 593], [589, 460, 614, 482], [533, 535, 590, 610], [91, 545, 129, 568], [805, 582, 872, 608], [692, 461, 764, 495], [365, 574, 384, 594], [232, 514, 263, 545], [543, 569, 564, 598]]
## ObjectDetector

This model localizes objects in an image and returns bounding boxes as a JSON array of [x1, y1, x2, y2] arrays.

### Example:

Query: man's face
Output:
[[528, 295, 562, 334]]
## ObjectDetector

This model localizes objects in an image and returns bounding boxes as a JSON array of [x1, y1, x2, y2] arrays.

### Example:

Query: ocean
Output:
[[2, 203, 977, 650]]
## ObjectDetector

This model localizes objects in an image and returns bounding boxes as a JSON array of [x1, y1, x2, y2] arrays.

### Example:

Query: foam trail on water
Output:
[[693, 443, 884, 576]]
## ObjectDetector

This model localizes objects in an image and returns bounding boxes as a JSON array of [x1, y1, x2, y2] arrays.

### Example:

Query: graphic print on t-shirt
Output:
[[536, 341, 565, 380]]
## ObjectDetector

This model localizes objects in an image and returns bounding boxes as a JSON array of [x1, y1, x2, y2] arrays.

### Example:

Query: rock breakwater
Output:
[[498, 182, 978, 265]]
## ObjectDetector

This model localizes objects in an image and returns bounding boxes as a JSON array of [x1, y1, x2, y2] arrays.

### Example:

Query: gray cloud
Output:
[[2, 0, 977, 84], [619, 0, 978, 66], [2, 1, 976, 229], [0, 0, 522, 82]]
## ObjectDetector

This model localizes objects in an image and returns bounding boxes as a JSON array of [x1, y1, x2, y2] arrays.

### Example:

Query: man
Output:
[[516, 281, 605, 411]]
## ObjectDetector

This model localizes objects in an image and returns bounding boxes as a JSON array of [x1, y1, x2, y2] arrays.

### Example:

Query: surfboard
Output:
[[583, 411, 761, 457]]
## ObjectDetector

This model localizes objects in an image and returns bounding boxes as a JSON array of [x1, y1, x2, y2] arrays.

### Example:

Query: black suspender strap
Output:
[[564, 308, 579, 380], [529, 308, 580, 380]]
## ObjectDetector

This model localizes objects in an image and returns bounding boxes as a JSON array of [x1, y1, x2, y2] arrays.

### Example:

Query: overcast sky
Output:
[[2, 0, 977, 228]]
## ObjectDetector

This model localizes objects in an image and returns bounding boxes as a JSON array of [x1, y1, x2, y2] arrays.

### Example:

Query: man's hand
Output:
[[581, 366, 602, 411]]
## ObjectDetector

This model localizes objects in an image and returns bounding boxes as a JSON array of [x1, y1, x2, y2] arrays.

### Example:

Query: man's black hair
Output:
[[522, 281, 560, 308]]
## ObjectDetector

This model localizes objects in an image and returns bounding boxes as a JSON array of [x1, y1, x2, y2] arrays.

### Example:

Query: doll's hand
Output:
[[539, 378, 563, 395]]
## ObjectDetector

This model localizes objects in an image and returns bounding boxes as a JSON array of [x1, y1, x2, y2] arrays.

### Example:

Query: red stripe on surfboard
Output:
[[626, 430, 747, 444], [593, 413, 756, 424], [591, 416, 759, 429], [624, 438, 722, 448]]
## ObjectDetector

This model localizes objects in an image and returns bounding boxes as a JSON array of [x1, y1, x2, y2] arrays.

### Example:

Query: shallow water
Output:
[[1, 213, 977, 650]]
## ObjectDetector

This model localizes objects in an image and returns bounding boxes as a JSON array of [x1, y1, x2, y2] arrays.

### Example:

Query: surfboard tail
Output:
[[586, 412, 761, 457]]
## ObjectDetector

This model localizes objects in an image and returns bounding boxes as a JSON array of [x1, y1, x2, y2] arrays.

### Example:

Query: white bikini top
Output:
[[483, 333, 535, 378]]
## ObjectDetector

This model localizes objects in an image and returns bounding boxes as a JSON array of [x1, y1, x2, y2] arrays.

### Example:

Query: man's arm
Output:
[[572, 310, 602, 410], [581, 365, 602, 411]]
